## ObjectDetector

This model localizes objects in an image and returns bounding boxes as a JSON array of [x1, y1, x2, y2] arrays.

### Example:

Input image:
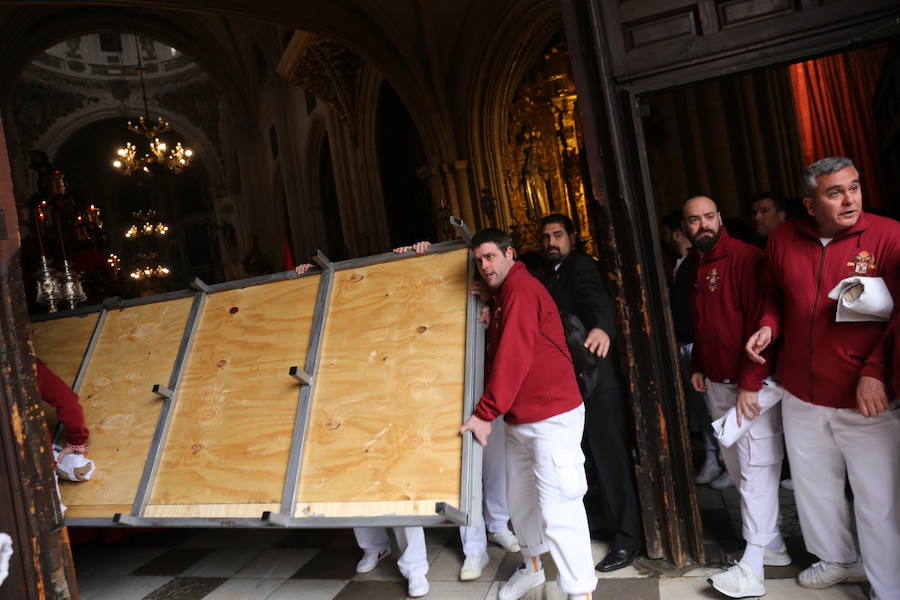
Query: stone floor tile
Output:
[[80, 575, 172, 600], [233, 548, 318, 579], [179, 547, 257, 578], [427, 545, 506, 582], [595, 578, 659, 600], [73, 546, 168, 577], [142, 577, 226, 600], [332, 580, 411, 599], [198, 577, 285, 599], [177, 529, 286, 551], [762, 578, 866, 599], [131, 548, 215, 576], [658, 575, 719, 599], [263, 579, 348, 600], [417, 580, 494, 599], [291, 548, 359, 580]]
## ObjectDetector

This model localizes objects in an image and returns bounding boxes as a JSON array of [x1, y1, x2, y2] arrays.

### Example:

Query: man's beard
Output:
[[543, 247, 565, 264], [691, 229, 720, 253]]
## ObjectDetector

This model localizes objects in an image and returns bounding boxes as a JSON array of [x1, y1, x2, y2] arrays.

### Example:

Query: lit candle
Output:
[[33, 207, 46, 256]]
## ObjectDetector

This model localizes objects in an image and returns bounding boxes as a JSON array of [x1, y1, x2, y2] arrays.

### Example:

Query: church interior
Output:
[[0, 1, 898, 598]]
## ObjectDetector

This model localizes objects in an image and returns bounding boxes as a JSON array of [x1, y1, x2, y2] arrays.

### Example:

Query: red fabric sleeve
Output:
[[36, 359, 89, 446], [738, 250, 772, 391], [474, 290, 538, 422], [758, 237, 783, 340], [860, 317, 894, 383]]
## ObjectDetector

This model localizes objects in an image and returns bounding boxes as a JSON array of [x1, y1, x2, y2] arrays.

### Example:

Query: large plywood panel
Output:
[[30, 313, 98, 386], [147, 276, 320, 516], [296, 250, 468, 517], [29, 312, 99, 435], [60, 298, 194, 518]]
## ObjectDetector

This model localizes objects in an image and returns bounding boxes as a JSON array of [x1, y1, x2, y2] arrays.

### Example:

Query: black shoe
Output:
[[595, 547, 639, 572]]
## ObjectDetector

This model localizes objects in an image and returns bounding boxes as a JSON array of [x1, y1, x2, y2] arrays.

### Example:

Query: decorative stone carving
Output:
[[10, 78, 100, 150]]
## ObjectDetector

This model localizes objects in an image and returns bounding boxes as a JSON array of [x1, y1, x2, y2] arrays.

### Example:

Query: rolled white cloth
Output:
[[0, 533, 12, 586], [711, 378, 785, 447], [827, 276, 893, 322], [52, 446, 95, 482]]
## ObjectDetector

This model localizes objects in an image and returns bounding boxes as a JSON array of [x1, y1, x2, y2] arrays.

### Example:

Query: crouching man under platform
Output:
[[681, 196, 790, 598], [460, 228, 597, 600]]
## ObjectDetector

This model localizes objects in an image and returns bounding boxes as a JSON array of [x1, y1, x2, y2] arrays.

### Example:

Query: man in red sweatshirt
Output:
[[36, 358, 89, 458], [683, 196, 789, 598], [745, 157, 900, 599], [460, 228, 596, 600]]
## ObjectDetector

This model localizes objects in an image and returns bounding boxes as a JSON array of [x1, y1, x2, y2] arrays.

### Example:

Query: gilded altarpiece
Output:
[[504, 42, 596, 256]]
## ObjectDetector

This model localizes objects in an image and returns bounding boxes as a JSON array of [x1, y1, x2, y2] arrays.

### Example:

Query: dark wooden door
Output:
[[561, 0, 899, 566]]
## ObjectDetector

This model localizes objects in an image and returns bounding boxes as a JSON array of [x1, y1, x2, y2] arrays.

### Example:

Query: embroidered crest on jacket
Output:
[[847, 250, 876, 274], [706, 267, 720, 292]]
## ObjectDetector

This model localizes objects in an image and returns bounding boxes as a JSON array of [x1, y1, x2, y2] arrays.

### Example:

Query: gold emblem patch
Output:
[[706, 267, 720, 292], [847, 251, 876, 275]]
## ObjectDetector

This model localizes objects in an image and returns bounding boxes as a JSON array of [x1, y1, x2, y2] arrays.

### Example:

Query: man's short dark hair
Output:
[[540, 213, 574, 234], [752, 192, 787, 214], [470, 227, 512, 252], [803, 157, 857, 196], [662, 210, 683, 233]]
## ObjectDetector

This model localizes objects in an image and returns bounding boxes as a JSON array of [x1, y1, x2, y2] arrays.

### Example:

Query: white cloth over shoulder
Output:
[[827, 276, 893, 322], [0, 533, 12, 587], [711, 378, 785, 447], [53, 445, 95, 482]]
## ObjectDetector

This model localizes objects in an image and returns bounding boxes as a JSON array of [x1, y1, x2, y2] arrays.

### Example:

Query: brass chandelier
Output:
[[112, 37, 194, 175]]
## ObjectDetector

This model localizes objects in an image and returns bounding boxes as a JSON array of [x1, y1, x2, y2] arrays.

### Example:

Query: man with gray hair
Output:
[[746, 157, 900, 599]]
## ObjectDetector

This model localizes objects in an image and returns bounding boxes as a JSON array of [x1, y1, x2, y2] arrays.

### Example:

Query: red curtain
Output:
[[789, 48, 887, 209]]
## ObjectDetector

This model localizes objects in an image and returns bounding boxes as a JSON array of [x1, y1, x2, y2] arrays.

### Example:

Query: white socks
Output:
[[741, 543, 765, 578]]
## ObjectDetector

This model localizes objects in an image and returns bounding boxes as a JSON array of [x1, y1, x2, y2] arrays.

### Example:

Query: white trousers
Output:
[[506, 404, 597, 595], [460, 417, 511, 557], [782, 392, 900, 599], [707, 382, 783, 547], [353, 527, 428, 580]]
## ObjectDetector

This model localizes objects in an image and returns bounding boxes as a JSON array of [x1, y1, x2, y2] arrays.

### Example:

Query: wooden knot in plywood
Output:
[[416, 326, 427, 334], [399, 494, 410, 500], [349, 273, 365, 283], [191, 443, 204, 454], [229, 306, 239, 314], [405, 435, 424, 446], [325, 418, 341, 430], [217, 360, 227, 368]]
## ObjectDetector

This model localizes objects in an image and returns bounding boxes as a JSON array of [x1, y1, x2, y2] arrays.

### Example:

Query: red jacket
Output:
[[760, 212, 900, 408], [474, 261, 583, 425], [864, 313, 900, 400], [36, 358, 89, 447], [689, 228, 771, 390]]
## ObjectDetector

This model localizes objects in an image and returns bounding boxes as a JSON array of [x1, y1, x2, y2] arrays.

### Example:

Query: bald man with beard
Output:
[[683, 196, 790, 598]]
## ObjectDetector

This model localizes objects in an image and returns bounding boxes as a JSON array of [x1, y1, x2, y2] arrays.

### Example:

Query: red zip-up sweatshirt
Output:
[[689, 228, 771, 390], [474, 261, 583, 425], [760, 212, 900, 408], [863, 312, 900, 400], [36, 358, 89, 447]]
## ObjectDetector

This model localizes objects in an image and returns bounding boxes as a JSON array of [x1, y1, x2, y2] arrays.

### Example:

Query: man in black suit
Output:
[[539, 213, 643, 572]]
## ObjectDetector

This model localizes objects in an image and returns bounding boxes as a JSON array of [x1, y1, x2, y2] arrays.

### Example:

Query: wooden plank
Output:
[[64, 504, 132, 519], [146, 276, 320, 513], [296, 500, 457, 518], [295, 250, 467, 515], [29, 313, 98, 386], [58, 298, 193, 517], [29, 312, 99, 435]]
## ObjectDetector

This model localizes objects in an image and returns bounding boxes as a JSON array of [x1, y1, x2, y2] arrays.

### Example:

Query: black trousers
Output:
[[583, 385, 643, 552]]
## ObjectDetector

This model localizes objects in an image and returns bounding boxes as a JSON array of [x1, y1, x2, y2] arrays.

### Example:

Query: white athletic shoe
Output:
[[695, 460, 723, 484], [498, 564, 545, 600], [460, 552, 490, 581], [407, 575, 430, 597], [780, 479, 794, 490], [707, 560, 765, 598], [488, 529, 521, 553], [356, 548, 391, 573], [798, 560, 867, 589], [710, 471, 734, 489], [763, 545, 792, 567]]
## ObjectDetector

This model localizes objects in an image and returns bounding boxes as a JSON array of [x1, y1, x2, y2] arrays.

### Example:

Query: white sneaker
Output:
[[407, 575, 430, 597], [710, 471, 734, 489], [696, 460, 723, 484], [460, 552, 490, 581], [356, 548, 391, 573], [489, 529, 521, 553], [780, 479, 794, 490], [763, 545, 792, 567], [798, 560, 867, 589], [707, 560, 765, 598], [498, 564, 545, 600]]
